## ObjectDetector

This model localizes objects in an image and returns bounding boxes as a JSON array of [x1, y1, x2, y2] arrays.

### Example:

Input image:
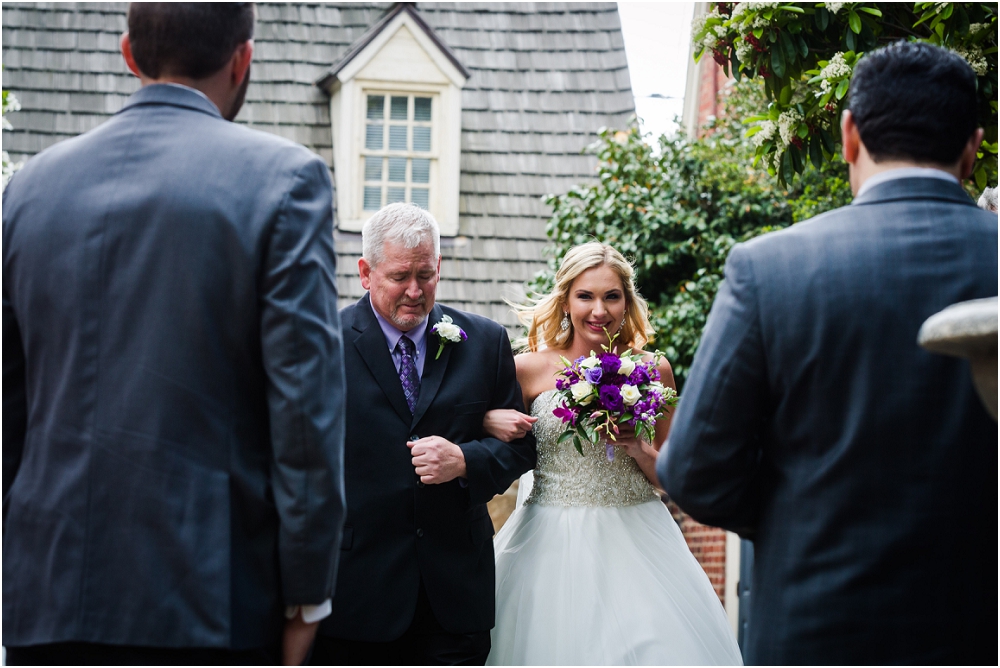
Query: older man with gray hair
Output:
[[311, 203, 536, 665]]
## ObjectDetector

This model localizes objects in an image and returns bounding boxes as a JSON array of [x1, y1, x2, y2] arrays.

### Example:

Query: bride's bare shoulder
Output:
[[514, 349, 565, 388]]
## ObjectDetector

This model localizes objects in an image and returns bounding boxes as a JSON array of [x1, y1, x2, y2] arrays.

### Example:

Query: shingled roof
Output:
[[1, 2, 635, 327]]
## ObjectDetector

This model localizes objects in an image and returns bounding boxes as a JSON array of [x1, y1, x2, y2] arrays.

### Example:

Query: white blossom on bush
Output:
[[777, 109, 803, 146], [824, 2, 846, 14], [752, 120, 777, 148], [2, 90, 24, 190], [953, 45, 989, 76], [817, 52, 853, 94]]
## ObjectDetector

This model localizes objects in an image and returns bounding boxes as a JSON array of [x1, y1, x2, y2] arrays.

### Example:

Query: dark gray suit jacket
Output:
[[3, 84, 346, 650], [659, 177, 997, 665]]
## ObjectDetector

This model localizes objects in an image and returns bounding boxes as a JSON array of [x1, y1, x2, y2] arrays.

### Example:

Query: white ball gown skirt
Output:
[[487, 472, 743, 666]]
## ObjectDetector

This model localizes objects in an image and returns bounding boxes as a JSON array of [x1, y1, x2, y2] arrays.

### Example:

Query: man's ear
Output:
[[958, 127, 984, 181], [229, 40, 254, 85], [359, 257, 372, 291], [841, 110, 861, 166], [120, 33, 143, 79]]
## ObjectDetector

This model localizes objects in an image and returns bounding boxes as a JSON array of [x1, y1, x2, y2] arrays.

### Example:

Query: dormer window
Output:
[[362, 93, 434, 211], [317, 5, 469, 235]]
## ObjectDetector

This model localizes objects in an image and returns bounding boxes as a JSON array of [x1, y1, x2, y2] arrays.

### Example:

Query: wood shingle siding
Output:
[[2, 2, 634, 329]]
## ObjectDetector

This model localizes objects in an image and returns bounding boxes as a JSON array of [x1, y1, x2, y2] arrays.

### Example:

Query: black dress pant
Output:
[[310, 581, 490, 666], [4, 642, 279, 665]]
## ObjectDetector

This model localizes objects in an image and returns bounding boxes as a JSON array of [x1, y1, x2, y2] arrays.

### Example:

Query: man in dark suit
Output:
[[658, 42, 997, 665], [310, 203, 536, 665], [3, 5, 345, 665]]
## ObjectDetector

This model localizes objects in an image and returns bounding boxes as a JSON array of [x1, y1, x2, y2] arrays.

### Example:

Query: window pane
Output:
[[366, 95, 384, 120], [412, 126, 431, 152], [390, 96, 408, 120], [389, 125, 408, 151], [363, 186, 382, 210], [411, 158, 430, 184], [365, 124, 383, 150], [414, 97, 431, 122], [411, 188, 429, 209], [386, 187, 406, 204], [364, 156, 383, 182], [388, 157, 407, 182]]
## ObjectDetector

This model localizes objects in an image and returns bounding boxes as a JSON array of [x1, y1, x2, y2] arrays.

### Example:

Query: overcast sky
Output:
[[617, 2, 696, 142]]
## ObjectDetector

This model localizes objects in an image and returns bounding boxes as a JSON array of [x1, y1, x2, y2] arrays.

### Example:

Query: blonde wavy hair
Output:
[[515, 242, 654, 352]]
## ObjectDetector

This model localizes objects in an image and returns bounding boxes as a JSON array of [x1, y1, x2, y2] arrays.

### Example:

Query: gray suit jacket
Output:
[[658, 177, 997, 664], [3, 84, 346, 650]]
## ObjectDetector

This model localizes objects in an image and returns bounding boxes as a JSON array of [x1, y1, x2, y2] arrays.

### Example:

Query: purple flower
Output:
[[599, 354, 621, 376], [553, 404, 577, 424], [598, 384, 624, 412], [628, 366, 650, 386], [583, 367, 603, 384]]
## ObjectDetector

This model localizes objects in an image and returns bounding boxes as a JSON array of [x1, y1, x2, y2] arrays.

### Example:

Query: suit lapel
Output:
[[351, 294, 413, 424], [411, 304, 452, 427]]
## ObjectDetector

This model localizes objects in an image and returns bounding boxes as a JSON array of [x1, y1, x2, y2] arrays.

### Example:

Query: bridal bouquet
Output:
[[552, 332, 678, 461]]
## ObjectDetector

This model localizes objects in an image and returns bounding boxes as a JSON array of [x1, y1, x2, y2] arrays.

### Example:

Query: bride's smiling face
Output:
[[565, 264, 627, 350]]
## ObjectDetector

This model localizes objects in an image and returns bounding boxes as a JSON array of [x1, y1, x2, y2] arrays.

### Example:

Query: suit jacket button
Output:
[[410, 435, 419, 441], [416, 528, 424, 538], [417, 480, 425, 487]]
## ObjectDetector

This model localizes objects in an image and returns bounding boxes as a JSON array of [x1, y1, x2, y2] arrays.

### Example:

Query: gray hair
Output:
[[361, 203, 441, 267]]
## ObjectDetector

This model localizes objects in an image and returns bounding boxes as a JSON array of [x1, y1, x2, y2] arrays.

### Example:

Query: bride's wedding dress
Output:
[[487, 390, 743, 665]]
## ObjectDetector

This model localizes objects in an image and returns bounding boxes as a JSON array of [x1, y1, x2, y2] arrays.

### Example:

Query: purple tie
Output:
[[397, 335, 420, 413]]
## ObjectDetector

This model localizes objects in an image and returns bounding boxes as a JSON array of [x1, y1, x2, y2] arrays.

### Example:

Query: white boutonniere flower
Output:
[[430, 314, 467, 359]]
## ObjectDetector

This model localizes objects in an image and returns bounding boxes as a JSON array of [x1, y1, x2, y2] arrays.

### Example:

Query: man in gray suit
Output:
[[3, 4, 345, 665], [659, 42, 996, 664]]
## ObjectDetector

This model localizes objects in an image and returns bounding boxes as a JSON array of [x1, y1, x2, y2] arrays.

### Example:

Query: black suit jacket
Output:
[[658, 177, 997, 664], [2, 85, 346, 649], [321, 295, 536, 641]]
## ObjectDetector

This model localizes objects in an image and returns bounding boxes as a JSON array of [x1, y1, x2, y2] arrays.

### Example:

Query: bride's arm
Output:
[[619, 355, 677, 487], [483, 409, 537, 443]]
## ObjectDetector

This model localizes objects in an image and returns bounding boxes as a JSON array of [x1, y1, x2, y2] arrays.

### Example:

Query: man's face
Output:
[[360, 238, 440, 331]]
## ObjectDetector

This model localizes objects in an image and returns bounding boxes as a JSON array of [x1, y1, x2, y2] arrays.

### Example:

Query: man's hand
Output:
[[282, 613, 319, 666], [408, 436, 467, 484]]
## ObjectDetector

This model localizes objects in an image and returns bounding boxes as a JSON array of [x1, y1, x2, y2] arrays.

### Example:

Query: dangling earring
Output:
[[560, 312, 570, 332]]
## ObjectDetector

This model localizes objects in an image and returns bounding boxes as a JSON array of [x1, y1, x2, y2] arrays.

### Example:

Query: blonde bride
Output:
[[482, 242, 742, 665]]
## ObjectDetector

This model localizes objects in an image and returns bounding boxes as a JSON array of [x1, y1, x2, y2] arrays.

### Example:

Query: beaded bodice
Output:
[[524, 390, 659, 507]]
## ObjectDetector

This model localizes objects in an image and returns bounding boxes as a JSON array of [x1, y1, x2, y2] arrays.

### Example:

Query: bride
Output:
[[481, 242, 742, 665]]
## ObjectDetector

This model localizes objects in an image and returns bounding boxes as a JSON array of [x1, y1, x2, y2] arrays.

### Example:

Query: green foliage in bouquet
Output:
[[692, 2, 998, 189]]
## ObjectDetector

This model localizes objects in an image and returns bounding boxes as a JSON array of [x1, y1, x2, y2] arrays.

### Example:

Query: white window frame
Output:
[[325, 12, 466, 236]]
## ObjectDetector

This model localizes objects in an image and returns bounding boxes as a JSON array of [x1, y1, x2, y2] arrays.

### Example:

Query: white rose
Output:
[[618, 356, 636, 377], [579, 356, 600, 369], [570, 381, 594, 404], [436, 322, 462, 342], [620, 384, 641, 406], [648, 381, 664, 396]]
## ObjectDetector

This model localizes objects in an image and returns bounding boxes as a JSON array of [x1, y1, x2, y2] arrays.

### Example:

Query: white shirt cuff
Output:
[[284, 598, 332, 624]]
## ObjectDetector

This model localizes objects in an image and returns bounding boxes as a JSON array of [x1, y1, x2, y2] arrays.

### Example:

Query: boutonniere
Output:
[[430, 314, 467, 359]]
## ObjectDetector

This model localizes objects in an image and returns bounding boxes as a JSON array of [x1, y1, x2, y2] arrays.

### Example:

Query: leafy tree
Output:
[[692, 2, 998, 189], [531, 82, 851, 387]]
